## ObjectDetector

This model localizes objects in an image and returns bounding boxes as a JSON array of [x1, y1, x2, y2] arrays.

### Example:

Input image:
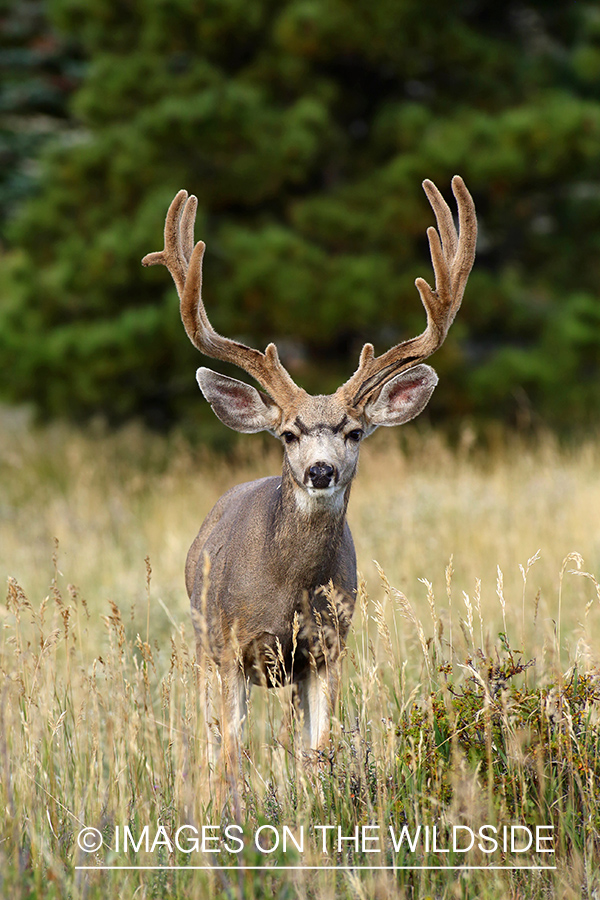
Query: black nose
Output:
[[308, 462, 335, 489]]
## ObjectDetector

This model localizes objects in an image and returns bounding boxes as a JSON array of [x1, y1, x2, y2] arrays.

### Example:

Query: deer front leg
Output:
[[297, 663, 339, 752], [202, 660, 247, 787], [199, 660, 248, 818], [220, 661, 249, 773], [201, 657, 249, 774]]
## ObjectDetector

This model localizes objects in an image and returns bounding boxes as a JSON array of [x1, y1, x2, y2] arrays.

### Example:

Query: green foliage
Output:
[[400, 637, 600, 837], [0, 0, 82, 238], [2, 1, 600, 428]]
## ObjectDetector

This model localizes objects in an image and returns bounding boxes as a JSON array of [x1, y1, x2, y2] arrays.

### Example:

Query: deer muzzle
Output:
[[306, 462, 336, 490]]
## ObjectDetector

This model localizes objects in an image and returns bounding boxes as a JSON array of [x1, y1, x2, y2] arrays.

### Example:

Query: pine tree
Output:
[[2, 0, 600, 430], [0, 0, 81, 239]]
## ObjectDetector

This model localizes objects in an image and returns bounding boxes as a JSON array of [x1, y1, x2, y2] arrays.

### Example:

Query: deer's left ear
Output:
[[363, 364, 438, 429]]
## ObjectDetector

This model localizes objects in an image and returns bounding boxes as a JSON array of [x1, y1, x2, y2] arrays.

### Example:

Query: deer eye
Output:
[[282, 431, 298, 444], [347, 429, 363, 443]]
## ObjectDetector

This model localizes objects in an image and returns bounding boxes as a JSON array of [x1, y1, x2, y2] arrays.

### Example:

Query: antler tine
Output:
[[179, 193, 198, 265], [337, 175, 477, 411], [417, 175, 476, 330], [142, 189, 194, 296], [450, 175, 478, 313], [422, 179, 457, 263], [143, 191, 305, 411]]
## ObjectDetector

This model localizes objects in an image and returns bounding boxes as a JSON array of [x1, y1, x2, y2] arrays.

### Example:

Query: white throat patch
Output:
[[293, 482, 345, 516]]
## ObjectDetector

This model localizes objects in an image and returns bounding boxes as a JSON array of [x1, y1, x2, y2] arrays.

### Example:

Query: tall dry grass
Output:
[[1, 410, 600, 898]]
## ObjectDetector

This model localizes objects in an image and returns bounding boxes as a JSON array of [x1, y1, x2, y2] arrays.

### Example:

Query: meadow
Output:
[[1, 408, 600, 899]]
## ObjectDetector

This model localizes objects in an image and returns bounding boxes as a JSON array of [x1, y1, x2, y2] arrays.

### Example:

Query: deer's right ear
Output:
[[196, 368, 282, 434]]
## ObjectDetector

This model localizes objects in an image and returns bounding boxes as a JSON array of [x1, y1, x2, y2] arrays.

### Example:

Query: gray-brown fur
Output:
[[186, 471, 356, 686]]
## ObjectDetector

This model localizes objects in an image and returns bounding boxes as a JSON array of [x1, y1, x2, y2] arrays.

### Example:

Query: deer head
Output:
[[143, 177, 476, 509]]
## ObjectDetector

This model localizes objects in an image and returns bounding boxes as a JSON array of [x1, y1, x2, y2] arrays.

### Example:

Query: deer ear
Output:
[[196, 368, 281, 433], [363, 364, 438, 429]]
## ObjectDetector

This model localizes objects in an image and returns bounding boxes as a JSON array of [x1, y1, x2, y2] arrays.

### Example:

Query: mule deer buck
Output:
[[142, 176, 476, 767]]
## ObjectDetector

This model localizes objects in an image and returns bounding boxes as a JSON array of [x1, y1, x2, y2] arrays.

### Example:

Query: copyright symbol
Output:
[[77, 827, 103, 853]]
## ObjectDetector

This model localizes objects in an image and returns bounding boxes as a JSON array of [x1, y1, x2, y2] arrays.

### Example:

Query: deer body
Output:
[[186, 468, 356, 755], [142, 176, 477, 764], [185, 390, 364, 753], [185, 470, 357, 686]]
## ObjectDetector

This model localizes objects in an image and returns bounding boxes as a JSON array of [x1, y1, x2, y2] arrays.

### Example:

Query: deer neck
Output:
[[270, 457, 351, 581]]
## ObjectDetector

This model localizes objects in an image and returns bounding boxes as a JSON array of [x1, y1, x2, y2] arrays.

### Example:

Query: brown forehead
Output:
[[294, 414, 348, 435], [288, 395, 360, 433]]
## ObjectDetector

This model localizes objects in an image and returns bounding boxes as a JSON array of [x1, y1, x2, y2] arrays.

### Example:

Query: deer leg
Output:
[[202, 663, 221, 767], [199, 654, 249, 773], [297, 663, 339, 752], [219, 661, 249, 777]]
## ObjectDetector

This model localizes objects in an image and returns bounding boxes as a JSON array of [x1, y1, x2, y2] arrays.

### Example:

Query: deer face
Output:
[[196, 364, 439, 507], [277, 393, 364, 503]]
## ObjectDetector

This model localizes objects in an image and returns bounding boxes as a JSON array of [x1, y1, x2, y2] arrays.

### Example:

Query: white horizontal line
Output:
[[75, 865, 558, 871]]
